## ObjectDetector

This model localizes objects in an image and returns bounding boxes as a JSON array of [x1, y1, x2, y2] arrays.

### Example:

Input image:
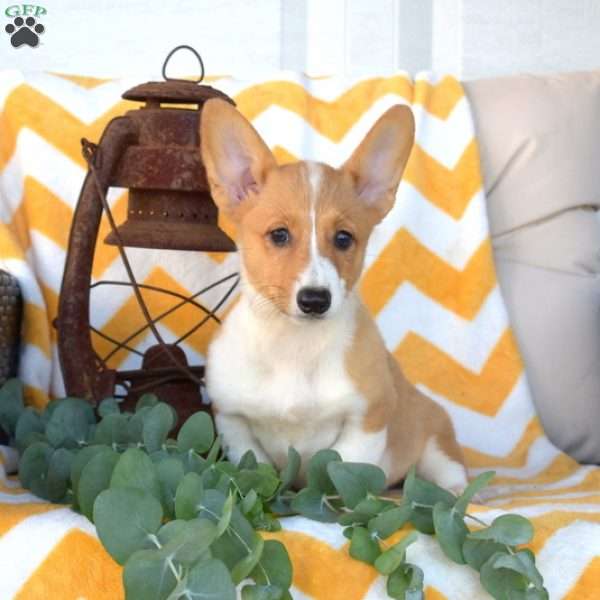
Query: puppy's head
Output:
[[201, 99, 414, 320]]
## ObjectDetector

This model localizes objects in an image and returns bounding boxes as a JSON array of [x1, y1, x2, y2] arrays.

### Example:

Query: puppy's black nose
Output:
[[297, 287, 331, 315]]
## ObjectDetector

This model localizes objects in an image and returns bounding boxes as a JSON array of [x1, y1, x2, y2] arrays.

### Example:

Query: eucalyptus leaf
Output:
[[181, 449, 208, 475], [231, 532, 264, 584], [93, 487, 163, 565], [468, 514, 534, 546], [368, 503, 412, 539], [206, 434, 222, 465], [216, 492, 234, 538], [150, 450, 170, 464], [215, 471, 233, 495], [493, 550, 545, 590], [242, 489, 259, 515], [432, 502, 469, 564], [46, 398, 92, 449], [50, 397, 96, 423], [143, 403, 174, 453], [127, 406, 150, 444], [374, 531, 418, 576], [403, 466, 456, 509], [14, 407, 44, 451], [123, 548, 178, 600], [453, 471, 495, 515], [306, 448, 341, 495], [110, 448, 161, 501], [15, 431, 46, 454], [250, 540, 293, 591], [355, 497, 396, 516], [161, 517, 217, 566], [338, 498, 394, 527], [387, 563, 424, 600], [290, 487, 338, 522], [327, 461, 386, 509], [197, 489, 257, 570], [278, 447, 301, 494], [77, 448, 120, 519], [174, 472, 204, 520], [184, 558, 236, 600], [237, 467, 280, 498], [0, 378, 24, 436], [156, 457, 185, 519], [156, 520, 188, 546], [349, 526, 381, 564], [70, 445, 106, 503], [238, 449, 258, 471], [510, 589, 550, 600], [403, 467, 456, 534], [94, 413, 130, 446], [177, 411, 214, 454], [97, 397, 121, 418], [46, 447, 74, 503], [241, 584, 284, 600], [480, 551, 529, 598], [462, 537, 507, 571], [19, 441, 52, 495], [267, 495, 295, 517], [409, 507, 436, 535], [135, 393, 159, 412]]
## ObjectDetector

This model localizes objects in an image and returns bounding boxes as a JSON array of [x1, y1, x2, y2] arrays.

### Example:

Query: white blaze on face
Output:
[[290, 161, 347, 317]]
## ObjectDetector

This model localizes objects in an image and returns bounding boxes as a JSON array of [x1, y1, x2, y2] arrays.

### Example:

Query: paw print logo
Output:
[[5, 16, 45, 48]]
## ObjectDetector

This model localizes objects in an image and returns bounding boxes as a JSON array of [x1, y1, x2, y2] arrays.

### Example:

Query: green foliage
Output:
[[94, 486, 163, 565], [387, 563, 424, 600], [374, 531, 419, 575], [327, 461, 387, 509], [177, 411, 214, 453], [349, 526, 381, 564], [290, 487, 339, 522], [77, 448, 119, 519], [468, 514, 534, 546], [0, 378, 24, 436], [432, 502, 469, 563], [0, 380, 548, 600]]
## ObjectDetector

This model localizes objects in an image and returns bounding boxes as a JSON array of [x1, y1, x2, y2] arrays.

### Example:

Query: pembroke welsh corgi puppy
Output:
[[200, 99, 467, 492]]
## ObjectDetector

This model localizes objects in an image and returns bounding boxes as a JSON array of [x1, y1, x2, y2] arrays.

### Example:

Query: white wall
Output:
[[1, 0, 599, 80], [433, 0, 600, 78]]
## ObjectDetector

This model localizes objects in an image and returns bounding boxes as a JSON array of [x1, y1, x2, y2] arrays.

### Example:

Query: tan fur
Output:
[[200, 99, 467, 489], [346, 305, 464, 483]]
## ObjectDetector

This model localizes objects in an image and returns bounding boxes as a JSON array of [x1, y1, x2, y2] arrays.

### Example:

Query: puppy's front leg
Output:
[[330, 417, 389, 476], [214, 413, 271, 465]]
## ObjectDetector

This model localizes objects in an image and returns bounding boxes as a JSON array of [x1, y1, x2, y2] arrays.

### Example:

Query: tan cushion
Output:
[[465, 72, 600, 463], [466, 71, 600, 235]]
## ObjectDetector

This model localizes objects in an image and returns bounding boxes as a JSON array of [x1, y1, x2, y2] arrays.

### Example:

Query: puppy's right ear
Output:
[[200, 99, 276, 222]]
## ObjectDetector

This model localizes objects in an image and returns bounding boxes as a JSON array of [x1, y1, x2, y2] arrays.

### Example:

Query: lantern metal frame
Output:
[[55, 48, 238, 422]]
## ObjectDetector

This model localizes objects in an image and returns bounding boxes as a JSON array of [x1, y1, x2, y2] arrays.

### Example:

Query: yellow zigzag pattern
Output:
[[2, 73, 599, 600]]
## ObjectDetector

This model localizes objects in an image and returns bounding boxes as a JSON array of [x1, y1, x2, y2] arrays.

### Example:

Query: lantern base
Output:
[[116, 344, 209, 431], [104, 220, 236, 252]]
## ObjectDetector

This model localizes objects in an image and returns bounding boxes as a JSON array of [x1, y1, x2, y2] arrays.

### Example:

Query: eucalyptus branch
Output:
[[0, 379, 548, 600]]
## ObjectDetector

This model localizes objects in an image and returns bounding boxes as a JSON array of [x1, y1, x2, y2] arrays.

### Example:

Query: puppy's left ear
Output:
[[342, 105, 415, 222]]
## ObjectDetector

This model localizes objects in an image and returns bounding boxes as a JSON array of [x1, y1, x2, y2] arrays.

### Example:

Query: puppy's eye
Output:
[[269, 228, 291, 247], [334, 230, 354, 250]]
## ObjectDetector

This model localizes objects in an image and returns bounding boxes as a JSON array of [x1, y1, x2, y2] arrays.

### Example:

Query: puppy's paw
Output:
[[418, 436, 468, 494]]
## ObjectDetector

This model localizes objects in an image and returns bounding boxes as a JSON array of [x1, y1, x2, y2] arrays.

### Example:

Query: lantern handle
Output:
[[162, 45, 205, 84]]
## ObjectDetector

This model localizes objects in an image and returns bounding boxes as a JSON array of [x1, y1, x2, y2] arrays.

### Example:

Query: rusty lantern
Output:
[[56, 47, 238, 423]]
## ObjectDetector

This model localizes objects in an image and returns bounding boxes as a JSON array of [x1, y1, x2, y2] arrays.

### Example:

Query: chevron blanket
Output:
[[0, 71, 599, 599]]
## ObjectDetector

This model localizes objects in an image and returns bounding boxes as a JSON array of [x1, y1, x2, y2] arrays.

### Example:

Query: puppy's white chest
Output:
[[206, 297, 362, 463]]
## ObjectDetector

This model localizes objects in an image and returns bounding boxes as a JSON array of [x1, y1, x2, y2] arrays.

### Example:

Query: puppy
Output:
[[200, 99, 467, 492]]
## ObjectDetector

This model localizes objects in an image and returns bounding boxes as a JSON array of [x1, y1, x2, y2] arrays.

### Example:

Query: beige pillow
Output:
[[465, 71, 600, 464]]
